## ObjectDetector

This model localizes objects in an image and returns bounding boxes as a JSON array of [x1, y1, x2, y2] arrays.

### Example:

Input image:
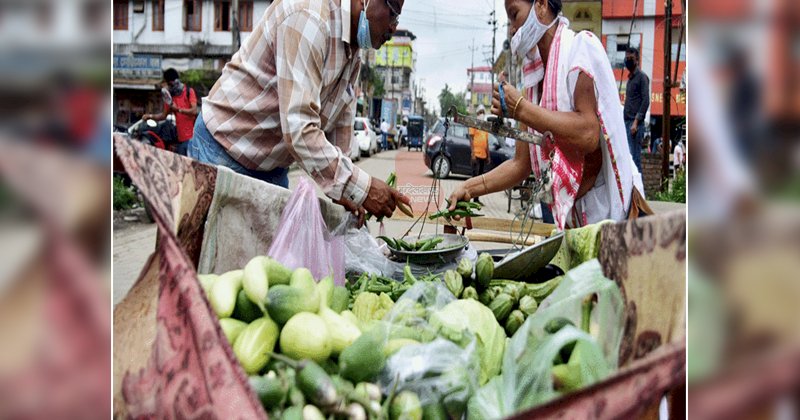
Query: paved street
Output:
[[113, 149, 685, 304]]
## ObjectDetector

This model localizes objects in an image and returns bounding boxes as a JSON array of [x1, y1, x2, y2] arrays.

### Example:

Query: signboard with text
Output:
[[113, 54, 163, 79]]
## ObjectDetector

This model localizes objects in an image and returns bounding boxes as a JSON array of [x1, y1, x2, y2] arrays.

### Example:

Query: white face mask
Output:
[[511, 4, 559, 60]]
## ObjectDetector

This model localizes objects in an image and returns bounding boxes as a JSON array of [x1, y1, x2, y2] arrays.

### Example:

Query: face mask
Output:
[[357, 0, 373, 50], [625, 58, 636, 71], [511, 3, 559, 59], [168, 79, 184, 96]]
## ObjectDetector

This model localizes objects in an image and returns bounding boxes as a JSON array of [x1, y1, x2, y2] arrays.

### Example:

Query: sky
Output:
[[396, 0, 509, 115]]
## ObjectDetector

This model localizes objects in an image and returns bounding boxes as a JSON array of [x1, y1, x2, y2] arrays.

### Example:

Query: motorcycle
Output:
[[124, 118, 179, 151]]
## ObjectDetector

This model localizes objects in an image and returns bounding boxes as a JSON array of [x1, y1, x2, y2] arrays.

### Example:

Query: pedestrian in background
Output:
[[623, 47, 650, 173], [468, 106, 490, 204], [673, 139, 685, 177], [380, 118, 390, 150], [143, 68, 198, 156]]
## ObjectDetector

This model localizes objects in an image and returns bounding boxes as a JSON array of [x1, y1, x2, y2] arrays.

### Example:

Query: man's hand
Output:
[[631, 120, 639, 136], [333, 197, 366, 228], [362, 178, 410, 219]]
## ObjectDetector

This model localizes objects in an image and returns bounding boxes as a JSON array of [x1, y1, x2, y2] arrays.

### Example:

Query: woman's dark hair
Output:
[[532, 0, 562, 16], [547, 0, 562, 15]]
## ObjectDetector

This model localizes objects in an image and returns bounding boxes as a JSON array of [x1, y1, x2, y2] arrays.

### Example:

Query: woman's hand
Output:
[[492, 82, 523, 119], [445, 183, 475, 221]]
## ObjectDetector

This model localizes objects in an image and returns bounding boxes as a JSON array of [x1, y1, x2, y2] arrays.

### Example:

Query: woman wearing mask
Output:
[[448, 0, 645, 229]]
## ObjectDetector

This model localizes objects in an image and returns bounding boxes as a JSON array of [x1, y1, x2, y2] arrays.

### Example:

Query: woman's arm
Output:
[[447, 140, 531, 210], [492, 72, 600, 156]]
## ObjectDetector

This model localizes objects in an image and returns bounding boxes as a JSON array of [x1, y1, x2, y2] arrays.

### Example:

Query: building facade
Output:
[[373, 29, 417, 121], [112, 0, 272, 125], [467, 66, 493, 113]]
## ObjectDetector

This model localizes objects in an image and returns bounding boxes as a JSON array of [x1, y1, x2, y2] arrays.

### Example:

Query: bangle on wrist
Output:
[[512, 97, 524, 119], [481, 174, 489, 194]]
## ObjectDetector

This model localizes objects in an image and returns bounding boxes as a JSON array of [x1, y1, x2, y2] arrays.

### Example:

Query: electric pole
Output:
[[469, 38, 477, 113], [489, 4, 498, 88], [661, 0, 672, 186], [232, 0, 240, 53]]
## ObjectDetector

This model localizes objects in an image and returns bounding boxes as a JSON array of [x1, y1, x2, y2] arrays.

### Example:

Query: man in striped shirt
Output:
[[189, 0, 407, 221]]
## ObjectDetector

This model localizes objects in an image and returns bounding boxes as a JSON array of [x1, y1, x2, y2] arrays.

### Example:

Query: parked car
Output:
[[423, 119, 515, 179], [354, 117, 379, 157], [348, 130, 360, 162]]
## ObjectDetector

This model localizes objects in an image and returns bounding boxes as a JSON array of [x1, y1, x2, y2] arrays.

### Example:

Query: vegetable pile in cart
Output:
[[202, 246, 624, 419]]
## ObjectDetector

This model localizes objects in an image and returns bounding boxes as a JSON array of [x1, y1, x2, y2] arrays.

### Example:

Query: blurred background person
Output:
[[142, 68, 197, 156], [468, 105, 490, 204], [622, 46, 650, 174]]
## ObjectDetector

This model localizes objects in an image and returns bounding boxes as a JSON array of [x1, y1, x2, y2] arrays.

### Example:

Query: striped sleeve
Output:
[[275, 10, 370, 205]]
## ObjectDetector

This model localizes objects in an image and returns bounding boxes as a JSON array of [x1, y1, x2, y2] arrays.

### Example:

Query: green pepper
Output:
[[378, 236, 397, 249]]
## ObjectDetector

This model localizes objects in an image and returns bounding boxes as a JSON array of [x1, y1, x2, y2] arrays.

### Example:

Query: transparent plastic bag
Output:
[[529, 259, 625, 365], [468, 259, 624, 418], [267, 177, 345, 284], [381, 338, 480, 416], [468, 326, 609, 419], [376, 282, 481, 417], [333, 216, 404, 277]]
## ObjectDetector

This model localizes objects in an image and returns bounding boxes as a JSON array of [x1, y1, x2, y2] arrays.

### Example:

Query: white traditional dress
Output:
[[522, 18, 644, 229]]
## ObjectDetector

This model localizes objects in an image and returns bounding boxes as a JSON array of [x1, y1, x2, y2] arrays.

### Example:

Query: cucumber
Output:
[[423, 402, 449, 420], [232, 316, 280, 374], [198, 273, 218, 296], [280, 313, 332, 363], [339, 327, 387, 383], [266, 285, 308, 325], [281, 405, 303, 420], [219, 318, 247, 344], [331, 286, 350, 313], [210, 269, 244, 318], [317, 275, 334, 309], [243, 255, 269, 311], [319, 306, 361, 356], [289, 268, 320, 312], [303, 405, 326, 420], [390, 391, 423, 420], [264, 257, 292, 286], [232, 289, 263, 323], [295, 360, 339, 407], [249, 374, 288, 409]]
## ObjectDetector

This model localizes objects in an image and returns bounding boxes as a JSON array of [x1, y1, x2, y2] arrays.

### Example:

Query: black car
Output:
[[423, 119, 515, 178]]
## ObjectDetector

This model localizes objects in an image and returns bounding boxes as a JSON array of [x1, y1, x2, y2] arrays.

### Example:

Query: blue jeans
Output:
[[187, 115, 289, 188], [381, 133, 388, 150], [175, 141, 189, 156], [625, 119, 644, 174]]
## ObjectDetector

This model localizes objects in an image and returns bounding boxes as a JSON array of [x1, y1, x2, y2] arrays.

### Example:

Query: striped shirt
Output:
[[202, 0, 370, 205]]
